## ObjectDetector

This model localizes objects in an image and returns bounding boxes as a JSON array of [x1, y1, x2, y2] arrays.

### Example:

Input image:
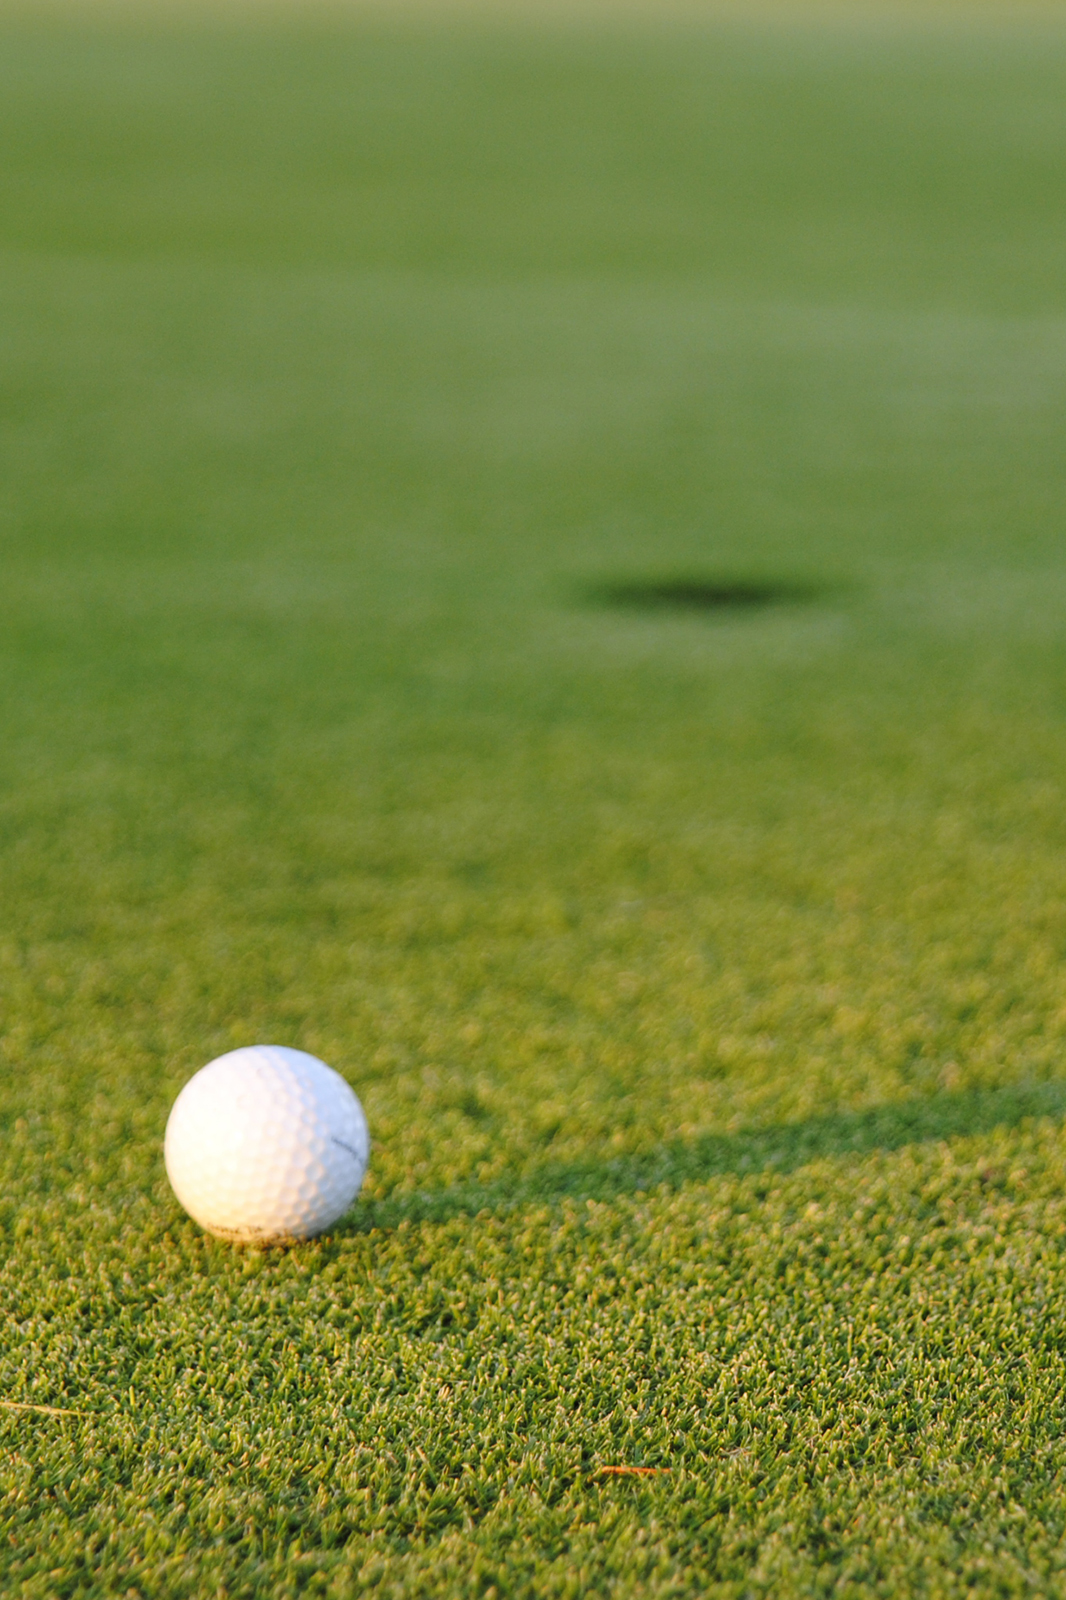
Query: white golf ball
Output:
[[164, 1045, 369, 1244]]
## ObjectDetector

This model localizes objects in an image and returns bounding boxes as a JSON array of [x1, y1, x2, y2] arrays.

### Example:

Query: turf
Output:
[[4, 3, 1066, 1594]]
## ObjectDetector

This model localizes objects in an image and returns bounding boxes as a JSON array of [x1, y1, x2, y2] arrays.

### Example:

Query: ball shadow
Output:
[[344, 1080, 1066, 1234]]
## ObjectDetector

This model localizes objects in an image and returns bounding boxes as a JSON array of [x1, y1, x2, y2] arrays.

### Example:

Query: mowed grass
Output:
[[5, 4, 1066, 1594]]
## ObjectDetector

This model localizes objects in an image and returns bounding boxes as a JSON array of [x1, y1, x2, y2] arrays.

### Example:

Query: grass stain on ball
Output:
[[164, 1046, 369, 1244]]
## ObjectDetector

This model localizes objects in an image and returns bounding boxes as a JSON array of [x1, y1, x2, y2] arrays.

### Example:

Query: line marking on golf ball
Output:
[[331, 1137, 362, 1160]]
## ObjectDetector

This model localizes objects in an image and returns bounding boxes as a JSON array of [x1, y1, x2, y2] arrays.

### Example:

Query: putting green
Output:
[[4, 4, 1066, 1595]]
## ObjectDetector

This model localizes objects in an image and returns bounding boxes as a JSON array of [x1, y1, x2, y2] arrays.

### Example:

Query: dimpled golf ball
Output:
[[164, 1046, 369, 1243]]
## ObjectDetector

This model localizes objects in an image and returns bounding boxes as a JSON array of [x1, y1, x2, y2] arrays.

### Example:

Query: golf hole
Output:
[[589, 579, 821, 614]]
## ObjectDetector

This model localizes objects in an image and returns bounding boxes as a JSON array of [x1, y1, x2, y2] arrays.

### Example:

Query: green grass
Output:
[[5, 3, 1066, 1593]]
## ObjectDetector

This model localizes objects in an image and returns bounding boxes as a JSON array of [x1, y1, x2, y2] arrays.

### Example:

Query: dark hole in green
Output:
[[589, 579, 821, 612]]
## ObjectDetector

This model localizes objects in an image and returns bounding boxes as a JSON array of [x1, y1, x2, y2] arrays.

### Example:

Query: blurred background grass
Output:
[[4, 4, 1066, 1190]]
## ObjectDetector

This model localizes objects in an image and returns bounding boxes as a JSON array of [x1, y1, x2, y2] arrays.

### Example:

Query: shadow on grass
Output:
[[350, 1081, 1066, 1231]]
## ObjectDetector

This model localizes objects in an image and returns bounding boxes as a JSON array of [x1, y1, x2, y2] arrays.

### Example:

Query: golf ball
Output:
[[164, 1045, 369, 1243]]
